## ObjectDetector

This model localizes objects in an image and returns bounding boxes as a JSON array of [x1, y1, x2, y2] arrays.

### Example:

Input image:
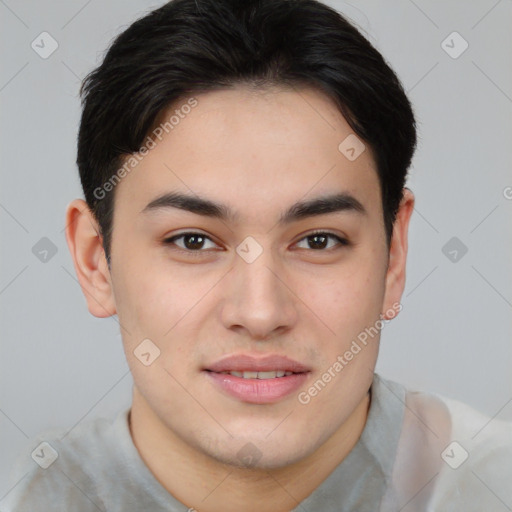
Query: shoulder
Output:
[[404, 385, 512, 461], [429, 393, 512, 510], [388, 378, 512, 511], [1, 410, 129, 512]]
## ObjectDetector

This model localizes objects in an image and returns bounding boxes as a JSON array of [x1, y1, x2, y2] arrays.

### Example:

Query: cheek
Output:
[[112, 249, 182, 330], [113, 261, 213, 367], [301, 262, 385, 340], [115, 266, 198, 408]]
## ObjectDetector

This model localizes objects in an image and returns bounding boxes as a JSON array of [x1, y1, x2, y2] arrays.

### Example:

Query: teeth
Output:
[[220, 370, 295, 379], [257, 371, 278, 379]]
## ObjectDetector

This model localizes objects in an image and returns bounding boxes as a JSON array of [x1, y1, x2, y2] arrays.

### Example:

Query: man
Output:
[[4, 0, 511, 510]]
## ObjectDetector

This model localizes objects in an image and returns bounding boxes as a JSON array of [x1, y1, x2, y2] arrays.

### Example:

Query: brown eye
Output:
[[163, 232, 218, 251], [295, 231, 348, 250]]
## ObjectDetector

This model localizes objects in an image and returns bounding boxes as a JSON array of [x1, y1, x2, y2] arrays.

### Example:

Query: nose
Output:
[[220, 244, 299, 341]]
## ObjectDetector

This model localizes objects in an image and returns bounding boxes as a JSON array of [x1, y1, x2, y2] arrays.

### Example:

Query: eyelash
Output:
[[162, 230, 349, 255]]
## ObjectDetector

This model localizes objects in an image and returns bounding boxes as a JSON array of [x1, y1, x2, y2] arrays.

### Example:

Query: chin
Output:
[[203, 435, 314, 471]]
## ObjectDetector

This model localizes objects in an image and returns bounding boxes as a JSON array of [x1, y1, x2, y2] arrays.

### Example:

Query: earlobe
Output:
[[64, 199, 117, 318], [381, 187, 415, 320]]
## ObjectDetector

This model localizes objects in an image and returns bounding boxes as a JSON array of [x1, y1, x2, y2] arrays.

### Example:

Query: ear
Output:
[[64, 199, 117, 318], [381, 187, 415, 319]]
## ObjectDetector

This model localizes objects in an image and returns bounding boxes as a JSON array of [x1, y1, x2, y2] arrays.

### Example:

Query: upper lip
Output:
[[204, 354, 311, 373]]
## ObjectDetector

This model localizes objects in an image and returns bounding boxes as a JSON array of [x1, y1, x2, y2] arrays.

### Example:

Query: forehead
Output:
[[114, 85, 381, 224]]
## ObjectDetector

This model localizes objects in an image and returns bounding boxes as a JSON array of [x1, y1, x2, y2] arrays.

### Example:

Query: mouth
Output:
[[204, 353, 311, 374], [203, 353, 311, 404], [210, 370, 297, 379]]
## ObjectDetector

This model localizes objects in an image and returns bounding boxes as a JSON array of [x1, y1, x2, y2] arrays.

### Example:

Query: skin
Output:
[[65, 85, 414, 512]]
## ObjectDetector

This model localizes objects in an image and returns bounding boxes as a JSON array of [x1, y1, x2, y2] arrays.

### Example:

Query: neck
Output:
[[129, 389, 371, 512]]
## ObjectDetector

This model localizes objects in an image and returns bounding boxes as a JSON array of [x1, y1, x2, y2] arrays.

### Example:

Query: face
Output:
[[69, 85, 411, 469]]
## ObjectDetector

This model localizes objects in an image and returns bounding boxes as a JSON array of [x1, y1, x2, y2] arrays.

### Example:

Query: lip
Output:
[[203, 353, 311, 404], [204, 354, 311, 373]]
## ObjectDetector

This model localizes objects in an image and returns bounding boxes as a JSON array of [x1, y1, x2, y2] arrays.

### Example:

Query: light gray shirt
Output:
[[2, 373, 511, 511]]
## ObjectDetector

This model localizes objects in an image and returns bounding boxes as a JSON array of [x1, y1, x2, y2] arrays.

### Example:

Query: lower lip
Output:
[[205, 371, 309, 404]]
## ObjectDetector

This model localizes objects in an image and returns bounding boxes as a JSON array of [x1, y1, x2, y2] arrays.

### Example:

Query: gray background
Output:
[[1, 0, 511, 498]]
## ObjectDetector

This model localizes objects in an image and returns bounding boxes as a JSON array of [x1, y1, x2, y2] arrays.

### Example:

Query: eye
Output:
[[163, 230, 349, 254], [294, 231, 349, 251], [163, 232, 219, 252]]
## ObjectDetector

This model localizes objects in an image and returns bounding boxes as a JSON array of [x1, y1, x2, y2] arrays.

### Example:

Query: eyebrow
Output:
[[141, 191, 367, 224]]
